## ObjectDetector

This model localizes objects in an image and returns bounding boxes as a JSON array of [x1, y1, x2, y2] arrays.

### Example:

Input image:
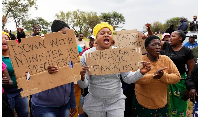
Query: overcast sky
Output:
[[3, 0, 199, 32]]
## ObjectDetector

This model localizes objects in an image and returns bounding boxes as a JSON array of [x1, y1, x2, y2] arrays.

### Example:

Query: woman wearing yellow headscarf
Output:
[[77, 22, 151, 117]]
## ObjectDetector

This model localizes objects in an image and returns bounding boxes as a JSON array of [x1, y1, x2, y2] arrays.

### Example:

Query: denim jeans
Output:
[[6, 91, 29, 117], [31, 102, 70, 117]]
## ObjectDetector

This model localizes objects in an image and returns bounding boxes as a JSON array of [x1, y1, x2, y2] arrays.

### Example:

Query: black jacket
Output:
[[17, 31, 26, 43], [186, 63, 198, 102]]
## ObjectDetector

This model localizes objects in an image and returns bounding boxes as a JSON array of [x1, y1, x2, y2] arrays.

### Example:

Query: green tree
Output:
[[55, 10, 101, 36], [22, 17, 50, 34], [82, 12, 101, 36], [2, 0, 37, 29], [100, 11, 125, 30], [150, 21, 163, 33]]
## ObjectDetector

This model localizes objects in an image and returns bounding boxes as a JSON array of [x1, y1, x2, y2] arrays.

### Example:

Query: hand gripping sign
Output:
[[7, 29, 82, 97]]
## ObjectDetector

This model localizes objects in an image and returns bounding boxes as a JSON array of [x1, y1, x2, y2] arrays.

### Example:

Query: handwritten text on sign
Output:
[[7, 30, 82, 97], [113, 30, 146, 54], [86, 47, 142, 75]]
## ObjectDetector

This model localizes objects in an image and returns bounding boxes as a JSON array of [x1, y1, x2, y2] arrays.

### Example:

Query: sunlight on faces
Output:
[[96, 28, 113, 50], [2, 34, 9, 51], [170, 31, 182, 46], [146, 39, 161, 57]]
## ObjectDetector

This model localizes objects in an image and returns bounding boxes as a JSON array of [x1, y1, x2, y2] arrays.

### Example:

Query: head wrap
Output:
[[161, 33, 170, 41], [51, 20, 70, 32], [145, 35, 160, 47], [2, 31, 11, 40], [93, 22, 113, 39]]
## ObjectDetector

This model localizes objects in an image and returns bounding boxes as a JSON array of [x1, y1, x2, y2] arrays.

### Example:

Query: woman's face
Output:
[[2, 34, 9, 51], [163, 35, 170, 42], [96, 28, 112, 50], [93, 40, 97, 47], [170, 31, 182, 46], [146, 39, 161, 57], [60, 27, 69, 34]]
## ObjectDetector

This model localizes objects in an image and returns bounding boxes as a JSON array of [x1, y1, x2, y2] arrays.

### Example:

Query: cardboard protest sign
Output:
[[86, 47, 142, 75], [7, 29, 82, 97], [113, 29, 146, 54]]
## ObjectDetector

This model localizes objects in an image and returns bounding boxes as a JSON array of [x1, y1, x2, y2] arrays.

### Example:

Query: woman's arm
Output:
[[159, 58, 180, 84], [134, 74, 156, 84], [121, 69, 144, 84], [77, 54, 89, 89], [187, 59, 195, 76], [2, 69, 13, 86], [122, 61, 151, 84]]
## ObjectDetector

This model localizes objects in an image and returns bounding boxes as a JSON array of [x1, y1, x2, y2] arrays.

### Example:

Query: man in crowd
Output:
[[17, 27, 26, 43], [186, 64, 198, 117], [76, 33, 86, 49], [183, 35, 198, 49], [32, 25, 40, 36], [178, 17, 188, 34], [190, 15, 198, 31]]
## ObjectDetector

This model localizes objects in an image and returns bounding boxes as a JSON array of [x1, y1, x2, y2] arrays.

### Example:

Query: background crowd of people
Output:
[[2, 15, 198, 117]]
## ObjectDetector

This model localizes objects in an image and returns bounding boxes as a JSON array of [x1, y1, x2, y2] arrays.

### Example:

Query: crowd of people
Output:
[[2, 15, 198, 117]]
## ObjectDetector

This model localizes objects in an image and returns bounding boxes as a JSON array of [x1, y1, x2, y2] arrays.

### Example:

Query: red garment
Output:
[[79, 48, 90, 56], [16, 39, 19, 44]]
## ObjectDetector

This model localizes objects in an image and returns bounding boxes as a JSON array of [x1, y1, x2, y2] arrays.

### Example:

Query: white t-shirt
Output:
[[76, 39, 86, 49]]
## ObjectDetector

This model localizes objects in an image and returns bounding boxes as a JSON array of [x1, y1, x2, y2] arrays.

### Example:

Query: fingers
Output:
[[141, 61, 151, 68], [82, 66, 89, 71], [70, 109, 77, 117], [48, 65, 58, 74], [2, 77, 9, 84]]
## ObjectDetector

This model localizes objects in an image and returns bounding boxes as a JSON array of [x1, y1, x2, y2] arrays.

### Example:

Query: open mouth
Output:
[[103, 39, 110, 45], [2, 42, 7, 46], [155, 50, 160, 53]]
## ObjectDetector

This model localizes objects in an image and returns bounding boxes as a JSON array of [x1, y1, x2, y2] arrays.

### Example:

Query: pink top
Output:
[[2, 61, 7, 94]]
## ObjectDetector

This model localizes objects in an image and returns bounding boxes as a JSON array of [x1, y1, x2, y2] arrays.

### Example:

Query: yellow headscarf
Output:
[[93, 22, 113, 39], [2, 31, 11, 39]]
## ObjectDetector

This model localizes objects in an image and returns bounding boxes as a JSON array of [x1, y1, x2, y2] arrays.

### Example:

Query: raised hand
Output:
[[140, 61, 151, 75], [153, 67, 168, 79], [145, 23, 151, 30]]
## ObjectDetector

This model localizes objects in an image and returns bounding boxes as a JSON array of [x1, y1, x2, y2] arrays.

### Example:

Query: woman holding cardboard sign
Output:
[[76, 22, 151, 117], [30, 20, 78, 117], [2, 31, 29, 117], [132, 35, 181, 117]]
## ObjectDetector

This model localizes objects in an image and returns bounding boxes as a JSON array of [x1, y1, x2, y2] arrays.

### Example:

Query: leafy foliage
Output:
[[100, 11, 125, 30], [55, 10, 101, 36], [2, 0, 37, 29]]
